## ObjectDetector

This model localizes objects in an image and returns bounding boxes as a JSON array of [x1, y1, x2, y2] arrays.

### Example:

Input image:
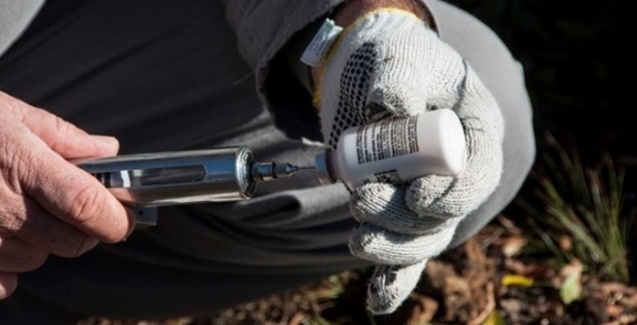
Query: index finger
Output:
[[0, 92, 120, 159]]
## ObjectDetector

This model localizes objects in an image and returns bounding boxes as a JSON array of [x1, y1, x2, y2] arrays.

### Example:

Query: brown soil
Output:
[[195, 221, 637, 325]]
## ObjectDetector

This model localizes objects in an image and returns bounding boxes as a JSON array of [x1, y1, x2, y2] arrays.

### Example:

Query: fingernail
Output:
[[90, 135, 119, 148]]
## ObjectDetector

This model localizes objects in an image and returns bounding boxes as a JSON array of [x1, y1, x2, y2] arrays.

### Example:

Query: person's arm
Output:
[[0, 91, 134, 298]]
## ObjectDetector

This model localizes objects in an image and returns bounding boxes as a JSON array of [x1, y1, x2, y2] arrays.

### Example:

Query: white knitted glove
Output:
[[315, 9, 505, 314]]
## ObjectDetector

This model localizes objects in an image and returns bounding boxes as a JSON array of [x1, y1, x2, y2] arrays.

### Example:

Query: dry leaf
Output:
[[406, 293, 438, 325], [500, 236, 527, 257], [501, 274, 534, 287], [559, 260, 584, 305]]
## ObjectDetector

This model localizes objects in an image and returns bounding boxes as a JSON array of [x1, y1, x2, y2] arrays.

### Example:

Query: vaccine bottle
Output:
[[314, 109, 466, 190]]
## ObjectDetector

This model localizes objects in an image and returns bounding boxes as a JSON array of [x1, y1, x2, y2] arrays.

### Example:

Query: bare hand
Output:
[[0, 91, 134, 299]]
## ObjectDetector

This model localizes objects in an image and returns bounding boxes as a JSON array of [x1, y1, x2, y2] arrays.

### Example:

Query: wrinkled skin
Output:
[[0, 91, 134, 299]]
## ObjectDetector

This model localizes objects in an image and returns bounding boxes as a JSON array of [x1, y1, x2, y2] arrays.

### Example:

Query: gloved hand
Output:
[[314, 9, 505, 314]]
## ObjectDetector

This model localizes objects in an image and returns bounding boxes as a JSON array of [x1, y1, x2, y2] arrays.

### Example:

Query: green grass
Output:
[[517, 132, 635, 283]]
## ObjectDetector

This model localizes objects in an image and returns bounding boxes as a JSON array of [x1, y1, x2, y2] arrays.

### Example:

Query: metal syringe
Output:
[[77, 110, 467, 228], [76, 147, 315, 226]]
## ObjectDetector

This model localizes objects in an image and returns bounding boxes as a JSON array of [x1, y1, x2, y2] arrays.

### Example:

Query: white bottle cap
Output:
[[430, 109, 466, 175]]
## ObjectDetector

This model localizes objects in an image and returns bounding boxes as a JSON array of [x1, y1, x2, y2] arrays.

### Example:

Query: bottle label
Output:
[[356, 116, 419, 164], [373, 170, 402, 183]]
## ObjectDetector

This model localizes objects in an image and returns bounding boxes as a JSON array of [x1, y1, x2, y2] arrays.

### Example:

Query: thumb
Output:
[[1, 92, 119, 158], [366, 260, 428, 314]]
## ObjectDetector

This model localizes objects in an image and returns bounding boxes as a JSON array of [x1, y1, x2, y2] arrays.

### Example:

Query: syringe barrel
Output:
[[77, 147, 257, 207]]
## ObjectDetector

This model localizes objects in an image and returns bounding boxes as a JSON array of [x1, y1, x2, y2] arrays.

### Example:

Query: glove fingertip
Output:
[[406, 176, 458, 219], [367, 285, 405, 315], [366, 261, 428, 315], [348, 225, 365, 254], [350, 182, 402, 220]]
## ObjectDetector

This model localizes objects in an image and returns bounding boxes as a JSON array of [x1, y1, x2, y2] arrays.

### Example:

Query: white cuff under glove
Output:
[[314, 9, 505, 314]]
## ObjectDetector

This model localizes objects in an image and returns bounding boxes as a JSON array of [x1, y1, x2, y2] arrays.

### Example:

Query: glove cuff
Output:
[[313, 8, 424, 109]]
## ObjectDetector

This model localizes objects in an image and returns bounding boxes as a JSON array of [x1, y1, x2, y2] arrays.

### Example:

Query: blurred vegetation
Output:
[[518, 132, 635, 283]]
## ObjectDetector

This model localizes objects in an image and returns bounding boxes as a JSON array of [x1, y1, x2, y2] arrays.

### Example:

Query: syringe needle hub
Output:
[[251, 162, 316, 182]]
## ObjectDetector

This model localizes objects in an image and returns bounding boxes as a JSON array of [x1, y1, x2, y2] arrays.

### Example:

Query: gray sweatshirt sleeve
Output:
[[220, 0, 349, 141], [219, 0, 440, 141], [219, 0, 344, 101]]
